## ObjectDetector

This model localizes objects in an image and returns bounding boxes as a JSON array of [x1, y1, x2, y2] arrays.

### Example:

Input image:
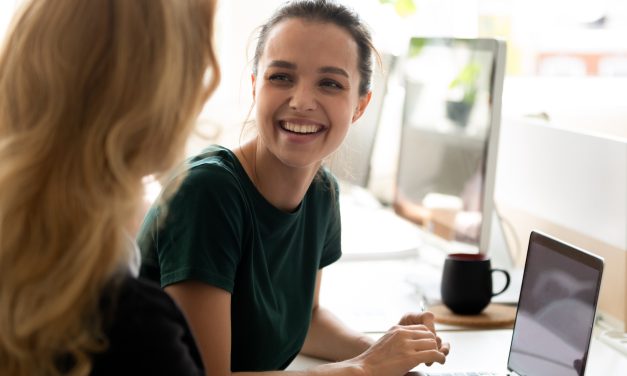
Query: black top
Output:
[[90, 273, 203, 375]]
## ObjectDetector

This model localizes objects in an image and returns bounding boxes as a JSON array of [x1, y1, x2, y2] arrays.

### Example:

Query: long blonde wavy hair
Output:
[[0, 0, 220, 374]]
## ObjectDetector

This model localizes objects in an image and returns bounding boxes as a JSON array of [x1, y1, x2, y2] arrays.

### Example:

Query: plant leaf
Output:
[[395, 0, 417, 17]]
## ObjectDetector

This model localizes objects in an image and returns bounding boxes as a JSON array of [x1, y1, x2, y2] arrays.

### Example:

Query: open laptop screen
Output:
[[508, 232, 604, 376]]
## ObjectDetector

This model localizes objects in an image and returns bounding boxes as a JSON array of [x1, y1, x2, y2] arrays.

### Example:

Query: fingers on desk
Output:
[[398, 311, 436, 330], [439, 340, 451, 355], [413, 348, 447, 366], [391, 324, 434, 335], [360, 326, 447, 375], [390, 326, 446, 364]]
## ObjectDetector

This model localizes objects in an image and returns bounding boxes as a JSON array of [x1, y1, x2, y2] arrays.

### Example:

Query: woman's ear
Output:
[[251, 74, 257, 102], [351, 91, 372, 123]]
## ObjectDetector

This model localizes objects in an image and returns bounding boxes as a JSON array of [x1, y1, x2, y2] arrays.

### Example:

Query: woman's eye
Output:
[[268, 74, 291, 83], [320, 80, 343, 90]]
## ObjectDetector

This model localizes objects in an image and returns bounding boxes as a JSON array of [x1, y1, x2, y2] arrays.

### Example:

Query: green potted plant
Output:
[[446, 61, 481, 127]]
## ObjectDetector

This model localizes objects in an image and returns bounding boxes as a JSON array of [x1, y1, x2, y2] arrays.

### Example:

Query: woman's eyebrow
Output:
[[267, 60, 349, 78], [319, 66, 349, 78], [268, 60, 296, 69]]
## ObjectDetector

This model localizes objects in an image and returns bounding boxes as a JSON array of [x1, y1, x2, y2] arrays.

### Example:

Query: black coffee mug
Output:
[[441, 253, 510, 315]]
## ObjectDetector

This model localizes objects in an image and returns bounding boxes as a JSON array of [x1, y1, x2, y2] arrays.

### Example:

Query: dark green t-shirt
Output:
[[138, 145, 342, 371]]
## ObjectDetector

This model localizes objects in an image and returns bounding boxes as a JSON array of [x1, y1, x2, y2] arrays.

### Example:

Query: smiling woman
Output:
[[136, 1, 448, 375]]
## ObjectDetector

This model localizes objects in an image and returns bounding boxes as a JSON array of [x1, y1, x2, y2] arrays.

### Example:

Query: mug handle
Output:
[[491, 268, 511, 297]]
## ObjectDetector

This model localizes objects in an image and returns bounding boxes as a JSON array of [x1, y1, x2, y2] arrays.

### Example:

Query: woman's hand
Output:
[[398, 311, 450, 358], [347, 324, 446, 376]]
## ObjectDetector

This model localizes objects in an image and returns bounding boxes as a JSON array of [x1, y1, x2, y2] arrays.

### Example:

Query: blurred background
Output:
[[3, 0, 625, 144]]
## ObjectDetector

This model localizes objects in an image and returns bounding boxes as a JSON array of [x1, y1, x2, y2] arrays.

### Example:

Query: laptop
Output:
[[419, 230, 605, 376]]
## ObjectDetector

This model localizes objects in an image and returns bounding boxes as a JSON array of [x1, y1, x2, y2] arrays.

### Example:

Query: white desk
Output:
[[318, 257, 441, 333], [338, 183, 424, 261], [287, 329, 627, 375], [314, 184, 627, 374], [318, 256, 521, 333]]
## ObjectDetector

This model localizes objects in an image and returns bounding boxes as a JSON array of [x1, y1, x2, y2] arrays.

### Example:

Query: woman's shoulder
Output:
[[189, 144, 240, 174], [181, 145, 248, 192], [111, 274, 179, 313], [100, 274, 190, 337], [309, 167, 340, 199], [92, 273, 203, 375], [318, 166, 339, 186]]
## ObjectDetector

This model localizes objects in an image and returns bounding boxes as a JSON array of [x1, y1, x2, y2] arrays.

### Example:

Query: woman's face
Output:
[[252, 18, 371, 170]]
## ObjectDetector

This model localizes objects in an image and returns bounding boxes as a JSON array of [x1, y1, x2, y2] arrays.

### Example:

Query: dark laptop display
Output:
[[507, 231, 604, 375]]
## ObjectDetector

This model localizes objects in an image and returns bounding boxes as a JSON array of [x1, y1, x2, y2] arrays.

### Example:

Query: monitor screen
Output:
[[394, 38, 506, 253]]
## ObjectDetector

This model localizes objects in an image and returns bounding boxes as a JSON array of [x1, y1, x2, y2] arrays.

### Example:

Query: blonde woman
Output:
[[0, 0, 220, 375]]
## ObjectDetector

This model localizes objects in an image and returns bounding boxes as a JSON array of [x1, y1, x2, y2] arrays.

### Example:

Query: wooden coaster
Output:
[[428, 303, 516, 328]]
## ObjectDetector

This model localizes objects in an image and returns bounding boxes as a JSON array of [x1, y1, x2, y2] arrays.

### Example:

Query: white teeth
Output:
[[282, 122, 322, 134]]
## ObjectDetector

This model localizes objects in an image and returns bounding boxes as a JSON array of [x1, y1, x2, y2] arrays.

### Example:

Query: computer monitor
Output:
[[394, 37, 507, 257]]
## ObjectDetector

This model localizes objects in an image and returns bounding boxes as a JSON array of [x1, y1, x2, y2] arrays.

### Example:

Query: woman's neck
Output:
[[234, 139, 320, 212]]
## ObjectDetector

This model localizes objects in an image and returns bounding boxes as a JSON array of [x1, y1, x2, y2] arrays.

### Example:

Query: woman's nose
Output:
[[289, 84, 317, 111]]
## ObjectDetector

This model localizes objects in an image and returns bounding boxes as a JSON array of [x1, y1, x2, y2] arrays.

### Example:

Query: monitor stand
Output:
[[488, 210, 524, 304], [488, 210, 514, 269]]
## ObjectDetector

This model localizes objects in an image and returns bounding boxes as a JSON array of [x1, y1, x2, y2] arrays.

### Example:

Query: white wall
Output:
[[198, 0, 283, 132], [502, 77, 627, 140], [495, 117, 626, 251], [497, 76, 627, 251]]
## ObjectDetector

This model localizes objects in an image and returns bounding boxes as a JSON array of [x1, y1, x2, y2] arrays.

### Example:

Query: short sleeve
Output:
[[154, 163, 248, 292], [319, 171, 342, 269]]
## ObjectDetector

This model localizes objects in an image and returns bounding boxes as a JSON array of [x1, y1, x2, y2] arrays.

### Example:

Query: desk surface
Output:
[[319, 257, 521, 333], [287, 329, 627, 375], [311, 184, 627, 374]]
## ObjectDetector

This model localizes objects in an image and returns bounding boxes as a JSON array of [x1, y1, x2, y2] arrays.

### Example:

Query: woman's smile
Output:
[[279, 120, 325, 135]]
